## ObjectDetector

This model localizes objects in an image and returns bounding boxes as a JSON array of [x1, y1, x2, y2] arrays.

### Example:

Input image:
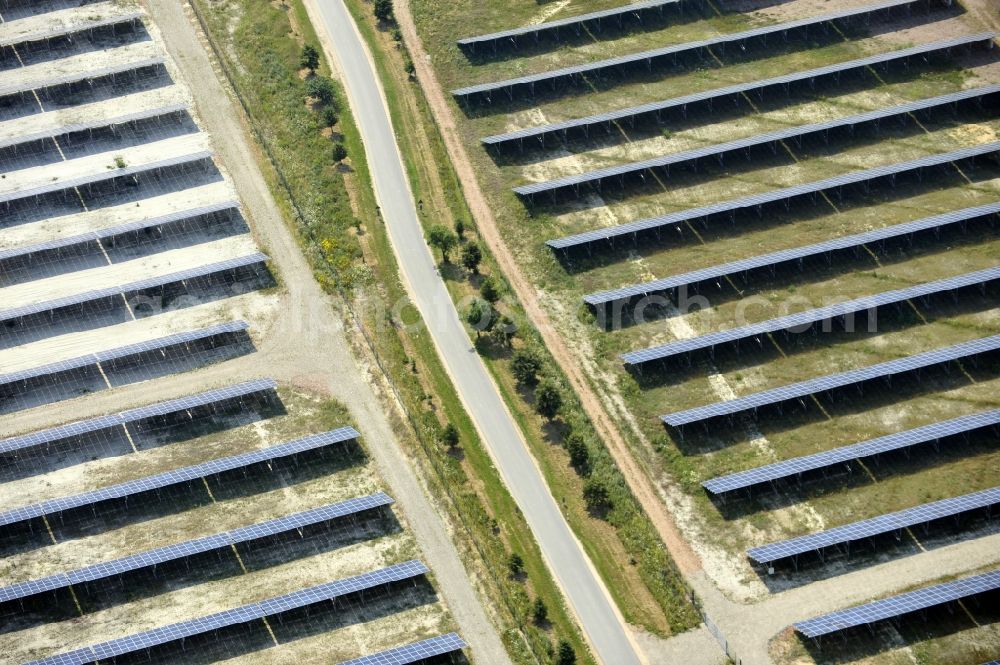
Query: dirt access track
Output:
[[391, 0, 702, 577], [26, 1, 512, 661]]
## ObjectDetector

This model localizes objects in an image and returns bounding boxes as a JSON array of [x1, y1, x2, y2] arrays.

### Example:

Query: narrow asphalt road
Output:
[[307, 2, 644, 663]]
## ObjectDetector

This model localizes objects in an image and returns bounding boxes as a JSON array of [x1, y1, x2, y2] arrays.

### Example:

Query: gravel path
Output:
[[0, 1, 511, 662]]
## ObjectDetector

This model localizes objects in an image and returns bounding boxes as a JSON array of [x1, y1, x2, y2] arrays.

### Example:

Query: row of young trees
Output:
[[300, 44, 348, 163]]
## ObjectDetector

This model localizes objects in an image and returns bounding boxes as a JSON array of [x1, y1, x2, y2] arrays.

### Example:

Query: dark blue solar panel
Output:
[[515, 85, 1000, 196], [748, 486, 1000, 564], [0, 151, 213, 205], [585, 202, 1000, 306], [0, 320, 248, 387], [337, 633, 467, 665], [27, 561, 428, 665], [0, 493, 394, 604], [703, 410, 1000, 494], [662, 334, 1000, 427], [0, 252, 268, 321], [483, 34, 997, 147], [0, 57, 166, 98], [454, 0, 922, 98], [0, 379, 276, 457], [548, 142, 1000, 250], [794, 569, 1000, 638], [624, 266, 1000, 365], [0, 12, 143, 48], [0, 201, 236, 261], [0, 428, 359, 528], [458, 0, 676, 46]]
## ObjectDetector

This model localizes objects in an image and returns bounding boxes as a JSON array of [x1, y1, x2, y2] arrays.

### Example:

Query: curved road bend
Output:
[[307, 1, 644, 663]]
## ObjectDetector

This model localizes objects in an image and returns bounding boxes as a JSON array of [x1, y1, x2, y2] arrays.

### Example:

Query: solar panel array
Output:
[[0, 12, 144, 48], [661, 334, 1000, 427], [453, 0, 922, 99], [27, 561, 430, 665], [702, 409, 1000, 495], [0, 252, 268, 322], [0, 320, 249, 387], [0, 150, 214, 205], [0, 378, 277, 457], [585, 201, 1000, 307], [0, 103, 191, 151], [0, 200, 237, 263], [337, 633, 467, 665], [623, 266, 1000, 365], [0, 57, 166, 98], [514, 85, 1000, 197], [458, 0, 677, 48], [794, 568, 1000, 638], [748, 486, 1000, 564], [0, 493, 394, 605], [548, 141, 1000, 250], [482, 33, 998, 148], [0, 428, 359, 529]]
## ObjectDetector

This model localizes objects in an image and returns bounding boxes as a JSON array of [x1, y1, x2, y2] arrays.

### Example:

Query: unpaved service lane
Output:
[[305, 1, 645, 663]]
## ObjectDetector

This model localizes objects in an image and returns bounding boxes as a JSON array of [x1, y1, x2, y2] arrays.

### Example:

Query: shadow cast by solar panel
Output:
[[0, 155, 224, 229], [553, 158, 1000, 270], [457, 5, 964, 117], [107, 579, 438, 665], [459, 24, 860, 118], [0, 207, 250, 288], [798, 589, 1000, 664], [0, 263, 274, 350], [0, 63, 174, 124], [594, 216, 999, 331], [0, 20, 151, 73], [0, 510, 401, 632], [667, 353, 1000, 452], [0, 442, 366, 557], [462, 2, 713, 66], [0, 389, 285, 483], [632, 284, 999, 384], [712, 429, 1000, 519], [0, 111, 201, 172], [754, 516, 1000, 594], [491, 59, 1000, 167], [0, 330, 256, 415], [0, 0, 108, 22]]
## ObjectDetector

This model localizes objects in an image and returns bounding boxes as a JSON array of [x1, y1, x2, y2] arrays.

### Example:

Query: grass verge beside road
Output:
[[341, 0, 699, 638], [187, 0, 593, 662]]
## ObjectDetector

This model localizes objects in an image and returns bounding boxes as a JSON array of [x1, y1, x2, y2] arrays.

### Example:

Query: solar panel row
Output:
[[0, 493, 394, 605], [548, 141, 1000, 250], [0, 57, 166, 98], [0, 12, 144, 48], [482, 33, 998, 147], [336, 633, 467, 665], [0, 251, 268, 322], [623, 265, 1000, 365], [794, 568, 1000, 638], [0, 200, 237, 263], [0, 150, 214, 205], [661, 334, 1000, 428], [748, 486, 1000, 564], [0, 378, 277, 457], [702, 410, 1000, 495], [0, 320, 249, 387], [0, 428, 359, 529], [514, 85, 1000, 197], [0, 103, 191, 151], [27, 561, 429, 665], [453, 0, 923, 99], [458, 0, 677, 48], [585, 201, 1000, 307]]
